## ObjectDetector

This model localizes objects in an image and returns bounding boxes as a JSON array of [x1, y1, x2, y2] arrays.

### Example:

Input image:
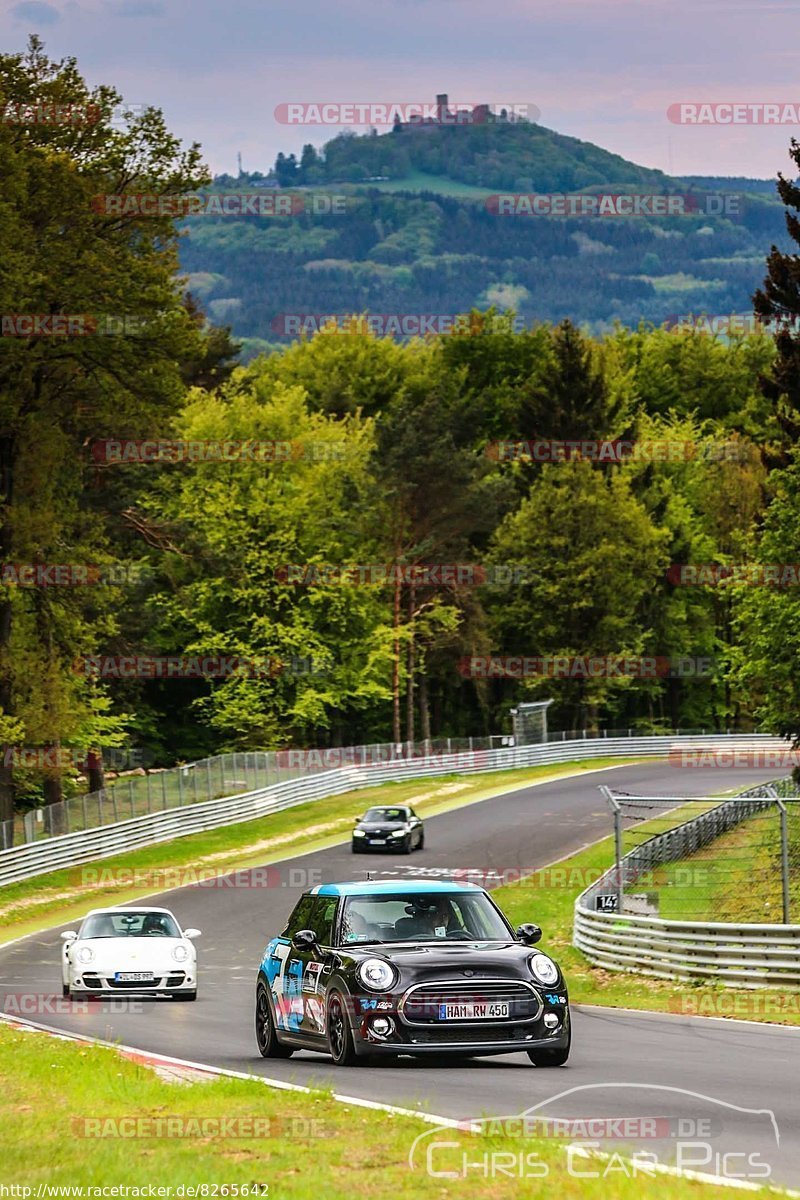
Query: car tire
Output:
[[416, 832, 425, 851], [400, 836, 412, 855], [527, 1030, 570, 1067], [62, 982, 69, 997], [327, 990, 358, 1066], [255, 981, 294, 1058], [351, 843, 362, 853]]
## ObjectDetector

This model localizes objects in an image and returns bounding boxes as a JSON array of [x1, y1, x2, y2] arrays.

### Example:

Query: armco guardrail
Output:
[[574, 777, 800, 988], [0, 733, 791, 889]]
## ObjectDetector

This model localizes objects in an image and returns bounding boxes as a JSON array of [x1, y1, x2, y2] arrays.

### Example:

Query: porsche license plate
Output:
[[115, 971, 154, 982], [439, 1002, 510, 1020]]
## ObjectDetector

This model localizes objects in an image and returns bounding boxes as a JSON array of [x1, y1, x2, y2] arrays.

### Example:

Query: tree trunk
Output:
[[86, 749, 106, 794], [405, 581, 415, 744], [419, 671, 431, 743], [0, 435, 15, 839], [392, 567, 401, 744]]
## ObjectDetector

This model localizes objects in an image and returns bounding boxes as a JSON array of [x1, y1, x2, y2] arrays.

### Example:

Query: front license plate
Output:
[[439, 1002, 510, 1020], [369, 839, 386, 845], [115, 971, 154, 982]]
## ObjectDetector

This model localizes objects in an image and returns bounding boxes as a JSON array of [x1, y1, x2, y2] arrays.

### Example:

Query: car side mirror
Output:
[[292, 929, 318, 952], [516, 923, 542, 945], [183, 928, 201, 940], [60, 931, 78, 942], [354, 814, 364, 822]]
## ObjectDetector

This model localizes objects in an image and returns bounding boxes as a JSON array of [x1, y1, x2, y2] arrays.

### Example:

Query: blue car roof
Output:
[[310, 880, 484, 897]]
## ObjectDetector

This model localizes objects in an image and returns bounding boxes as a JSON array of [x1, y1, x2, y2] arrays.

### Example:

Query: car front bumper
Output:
[[68, 969, 195, 994], [353, 1005, 570, 1057]]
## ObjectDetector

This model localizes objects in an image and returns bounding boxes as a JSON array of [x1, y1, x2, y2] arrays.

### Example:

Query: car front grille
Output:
[[401, 1023, 538, 1045], [107, 977, 160, 989], [399, 979, 542, 1025]]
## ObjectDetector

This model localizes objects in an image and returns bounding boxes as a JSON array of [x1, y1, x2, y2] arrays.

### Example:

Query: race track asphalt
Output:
[[2, 761, 797, 1188]]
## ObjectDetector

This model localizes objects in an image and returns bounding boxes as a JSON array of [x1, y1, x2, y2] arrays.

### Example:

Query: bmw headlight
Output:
[[353, 829, 366, 837], [390, 828, 406, 837], [76, 946, 94, 964], [529, 954, 559, 986], [172, 943, 190, 963], [357, 958, 397, 991]]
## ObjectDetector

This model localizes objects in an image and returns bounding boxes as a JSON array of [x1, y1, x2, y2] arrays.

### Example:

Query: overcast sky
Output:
[[3, 0, 799, 181]]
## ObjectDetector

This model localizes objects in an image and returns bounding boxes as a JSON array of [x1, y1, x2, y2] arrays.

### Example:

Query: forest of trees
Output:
[[5, 42, 800, 830]]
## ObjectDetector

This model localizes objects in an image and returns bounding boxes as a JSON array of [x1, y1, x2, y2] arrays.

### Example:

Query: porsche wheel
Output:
[[256, 982, 293, 1058]]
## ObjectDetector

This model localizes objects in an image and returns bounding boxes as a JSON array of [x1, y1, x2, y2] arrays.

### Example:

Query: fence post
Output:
[[207, 757, 213, 801], [774, 791, 791, 924], [178, 768, 184, 807], [601, 788, 624, 915]]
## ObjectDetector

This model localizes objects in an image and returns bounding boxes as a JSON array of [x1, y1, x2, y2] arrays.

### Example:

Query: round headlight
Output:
[[172, 944, 190, 962], [76, 946, 94, 964], [529, 954, 559, 985], [357, 958, 397, 991]]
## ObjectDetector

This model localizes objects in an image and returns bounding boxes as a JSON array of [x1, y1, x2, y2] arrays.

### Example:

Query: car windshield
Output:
[[79, 912, 181, 939], [339, 892, 512, 945], [362, 807, 407, 821]]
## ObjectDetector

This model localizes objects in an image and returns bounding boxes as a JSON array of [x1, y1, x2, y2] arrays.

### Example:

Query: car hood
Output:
[[71, 938, 190, 967], [350, 940, 550, 978], [357, 821, 406, 831]]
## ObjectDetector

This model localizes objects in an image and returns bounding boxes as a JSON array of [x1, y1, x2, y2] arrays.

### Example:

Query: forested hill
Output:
[[179, 119, 789, 359], [267, 118, 675, 191]]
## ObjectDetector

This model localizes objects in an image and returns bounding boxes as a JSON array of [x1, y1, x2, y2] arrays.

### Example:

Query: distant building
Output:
[[399, 93, 524, 132]]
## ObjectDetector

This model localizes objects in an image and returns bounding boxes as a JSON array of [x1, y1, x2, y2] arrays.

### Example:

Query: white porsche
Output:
[[61, 906, 201, 1001]]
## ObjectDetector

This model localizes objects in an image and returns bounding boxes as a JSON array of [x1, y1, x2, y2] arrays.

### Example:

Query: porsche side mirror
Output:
[[292, 929, 318, 951], [516, 923, 542, 945], [60, 931, 78, 942], [183, 928, 202, 940]]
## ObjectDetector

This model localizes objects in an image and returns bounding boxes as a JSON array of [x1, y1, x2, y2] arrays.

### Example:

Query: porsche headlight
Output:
[[529, 954, 559, 986], [76, 946, 94, 964], [172, 943, 190, 963], [357, 958, 397, 991]]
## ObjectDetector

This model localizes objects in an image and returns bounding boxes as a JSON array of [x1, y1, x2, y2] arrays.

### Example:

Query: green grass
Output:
[[0, 1022, 771, 1197], [494, 830, 800, 1026], [640, 808, 800, 923], [0, 758, 647, 946], [347, 170, 492, 199]]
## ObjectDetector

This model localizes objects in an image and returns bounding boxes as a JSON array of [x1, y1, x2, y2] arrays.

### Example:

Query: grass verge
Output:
[[0, 757, 647, 946], [0, 1021, 771, 1197]]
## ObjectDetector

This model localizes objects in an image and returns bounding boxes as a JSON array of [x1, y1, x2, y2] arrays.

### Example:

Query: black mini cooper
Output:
[[255, 880, 570, 1066]]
